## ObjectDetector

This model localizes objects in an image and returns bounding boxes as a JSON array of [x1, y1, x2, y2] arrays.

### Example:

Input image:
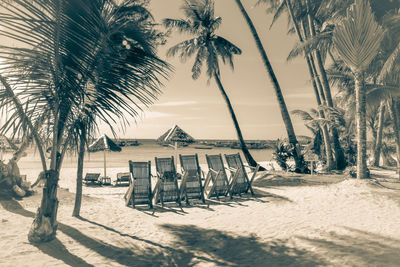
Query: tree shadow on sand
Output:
[[298, 227, 400, 266], [33, 238, 94, 266], [161, 224, 326, 266], [0, 198, 192, 266], [253, 173, 346, 189]]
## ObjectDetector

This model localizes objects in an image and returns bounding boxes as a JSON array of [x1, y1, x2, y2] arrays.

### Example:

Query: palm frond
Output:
[[332, 0, 385, 73]]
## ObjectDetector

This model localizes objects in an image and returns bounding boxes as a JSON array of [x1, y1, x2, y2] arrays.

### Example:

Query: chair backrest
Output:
[[225, 153, 248, 182], [85, 173, 100, 180], [129, 161, 151, 184], [117, 172, 131, 180], [155, 156, 176, 174], [224, 153, 244, 171], [206, 154, 225, 172], [180, 154, 200, 175]]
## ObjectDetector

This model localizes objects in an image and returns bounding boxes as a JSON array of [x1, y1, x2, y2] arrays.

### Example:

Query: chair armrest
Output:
[[243, 164, 259, 171], [209, 168, 219, 175]]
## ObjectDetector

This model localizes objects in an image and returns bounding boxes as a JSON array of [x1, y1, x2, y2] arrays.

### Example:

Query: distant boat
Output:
[[194, 145, 213, 150]]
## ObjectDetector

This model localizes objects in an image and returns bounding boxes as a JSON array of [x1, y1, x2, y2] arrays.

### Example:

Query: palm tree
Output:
[[0, 0, 169, 242], [234, 0, 305, 171], [163, 0, 261, 168], [333, 0, 385, 178], [279, 0, 334, 169]]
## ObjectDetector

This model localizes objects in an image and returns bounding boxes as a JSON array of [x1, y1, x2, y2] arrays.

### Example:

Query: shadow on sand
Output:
[[1, 196, 325, 266], [161, 224, 326, 266], [298, 227, 400, 266], [0, 198, 188, 266]]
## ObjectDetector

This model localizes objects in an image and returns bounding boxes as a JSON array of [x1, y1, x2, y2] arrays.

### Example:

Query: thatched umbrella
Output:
[[157, 125, 195, 169], [88, 134, 121, 179], [157, 125, 195, 145]]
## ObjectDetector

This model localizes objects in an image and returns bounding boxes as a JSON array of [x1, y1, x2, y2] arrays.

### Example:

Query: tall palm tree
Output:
[[0, 0, 169, 242], [333, 0, 385, 178], [163, 0, 261, 168], [282, 0, 334, 169], [234, 0, 305, 171], [258, 0, 348, 170]]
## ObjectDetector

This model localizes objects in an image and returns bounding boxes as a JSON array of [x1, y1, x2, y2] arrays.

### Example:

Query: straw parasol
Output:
[[157, 124, 195, 146], [157, 125, 194, 169], [88, 134, 121, 179]]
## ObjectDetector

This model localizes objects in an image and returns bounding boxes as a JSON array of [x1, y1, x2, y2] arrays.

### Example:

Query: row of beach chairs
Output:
[[83, 172, 131, 186], [124, 153, 260, 209]]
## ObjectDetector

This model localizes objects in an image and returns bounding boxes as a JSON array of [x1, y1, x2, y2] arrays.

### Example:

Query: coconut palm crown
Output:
[[163, 0, 241, 80], [163, 0, 263, 168]]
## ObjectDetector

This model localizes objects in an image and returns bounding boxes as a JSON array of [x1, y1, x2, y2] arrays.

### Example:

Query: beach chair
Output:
[[116, 172, 131, 186], [125, 161, 152, 208], [179, 154, 205, 204], [83, 173, 101, 185], [204, 154, 230, 199], [224, 153, 258, 197], [153, 156, 181, 207]]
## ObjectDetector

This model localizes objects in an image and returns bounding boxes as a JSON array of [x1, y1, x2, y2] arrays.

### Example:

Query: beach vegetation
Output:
[[0, 0, 169, 242]]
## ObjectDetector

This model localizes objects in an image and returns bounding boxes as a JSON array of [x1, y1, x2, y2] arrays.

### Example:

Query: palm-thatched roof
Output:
[[157, 125, 194, 145], [88, 134, 122, 152]]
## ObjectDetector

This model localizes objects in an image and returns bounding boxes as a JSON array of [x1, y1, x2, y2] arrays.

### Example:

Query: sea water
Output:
[[7, 140, 274, 194], [16, 139, 274, 169]]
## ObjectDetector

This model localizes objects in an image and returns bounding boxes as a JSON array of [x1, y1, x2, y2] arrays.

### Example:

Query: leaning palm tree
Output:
[[333, 0, 385, 178], [0, 0, 169, 242], [235, 0, 305, 171], [163, 0, 261, 168]]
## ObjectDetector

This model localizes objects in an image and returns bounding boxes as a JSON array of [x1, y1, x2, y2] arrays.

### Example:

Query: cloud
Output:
[[140, 111, 173, 119], [154, 100, 198, 107]]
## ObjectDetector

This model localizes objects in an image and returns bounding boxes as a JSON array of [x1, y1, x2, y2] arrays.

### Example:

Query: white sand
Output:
[[1, 167, 400, 266]]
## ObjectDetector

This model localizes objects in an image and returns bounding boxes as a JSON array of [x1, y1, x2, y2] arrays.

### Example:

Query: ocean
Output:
[[6, 139, 274, 194], [15, 139, 274, 170]]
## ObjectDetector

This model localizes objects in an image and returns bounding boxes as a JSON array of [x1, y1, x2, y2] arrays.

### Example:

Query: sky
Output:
[[114, 0, 318, 140], [0, 0, 319, 140]]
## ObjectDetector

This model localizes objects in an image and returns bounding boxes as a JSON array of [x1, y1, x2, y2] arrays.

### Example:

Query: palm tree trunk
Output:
[[355, 73, 368, 178], [372, 101, 385, 166], [28, 169, 59, 243], [387, 98, 400, 179], [305, 2, 346, 170], [234, 0, 304, 170], [28, 114, 61, 243], [286, 0, 333, 169], [73, 126, 86, 217], [213, 73, 263, 169]]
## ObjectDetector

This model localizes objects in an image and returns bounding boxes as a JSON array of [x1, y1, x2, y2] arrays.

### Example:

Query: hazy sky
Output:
[[116, 0, 317, 140], [0, 0, 319, 140]]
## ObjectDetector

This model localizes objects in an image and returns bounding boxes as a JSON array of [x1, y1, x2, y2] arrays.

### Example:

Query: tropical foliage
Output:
[[0, 0, 169, 242]]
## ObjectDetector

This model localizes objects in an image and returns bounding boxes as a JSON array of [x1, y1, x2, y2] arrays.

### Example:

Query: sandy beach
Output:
[[1, 165, 400, 266]]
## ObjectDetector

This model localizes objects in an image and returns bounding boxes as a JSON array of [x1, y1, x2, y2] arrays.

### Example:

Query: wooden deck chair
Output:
[[179, 154, 205, 204], [83, 173, 101, 185], [224, 153, 258, 197], [116, 172, 131, 186], [153, 157, 181, 207], [204, 154, 230, 199], [125, 161, 152, 208]]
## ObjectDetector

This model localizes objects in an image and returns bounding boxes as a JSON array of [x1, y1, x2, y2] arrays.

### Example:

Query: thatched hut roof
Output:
[[88, 134, 122, 152], [157, 125, 194, 144]]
